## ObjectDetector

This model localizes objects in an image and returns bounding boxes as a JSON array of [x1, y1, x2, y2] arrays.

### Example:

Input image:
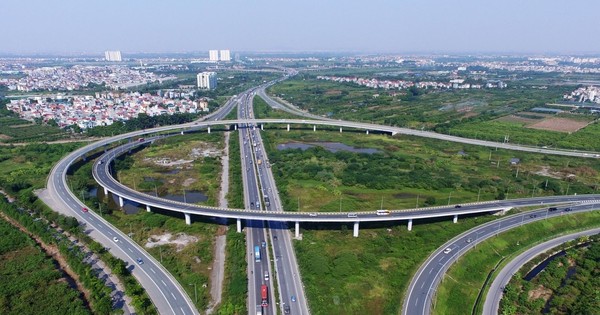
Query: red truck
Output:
[[261, 284, 268, 307]]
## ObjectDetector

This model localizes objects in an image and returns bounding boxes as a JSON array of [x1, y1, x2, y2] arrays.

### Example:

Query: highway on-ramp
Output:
[[403, 203, 600, 315], [483, 227, 600, 315]]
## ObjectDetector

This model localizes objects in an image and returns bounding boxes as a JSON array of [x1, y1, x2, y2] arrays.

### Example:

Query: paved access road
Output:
[[403, 203, 600, 315], [483, 227, 600, 315]]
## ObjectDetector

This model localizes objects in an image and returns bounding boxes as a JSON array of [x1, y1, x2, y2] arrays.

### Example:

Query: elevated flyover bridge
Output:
[[94, 136, 600, 237]]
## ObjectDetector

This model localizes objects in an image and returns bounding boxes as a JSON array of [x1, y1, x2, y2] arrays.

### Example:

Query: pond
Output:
[[277, 141, 381, 154]]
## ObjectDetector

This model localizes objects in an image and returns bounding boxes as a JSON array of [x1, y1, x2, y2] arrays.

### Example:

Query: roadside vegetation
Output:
[[252, 95, 299, 120], [499, 233, 600, 314], [434, 211, 600, 315], [0, 210, 90, 315], [217, 127, 248, 315]]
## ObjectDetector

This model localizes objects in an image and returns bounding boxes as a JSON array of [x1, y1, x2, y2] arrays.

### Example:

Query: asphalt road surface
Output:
[[403, 203, 600, 315], [483, 227, 600, 315]]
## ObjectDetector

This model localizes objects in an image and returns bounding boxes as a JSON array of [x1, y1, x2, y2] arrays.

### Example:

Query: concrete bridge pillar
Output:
[[236, 218, 242, 233], [313, 125, 316, 132], [295, 221, 300, 238], [234, 124, 237, 131], [391, 131, 398, 136], [146, 205, 151, 213], [453, 215, 458, 224], [184, 213, 191, 225], [207, 126, 211, 134], [366, 130, 369, 135], [253, 125, 256, 131], [103, 187, 109, 196], [181, 130, 184, 135], [261, 124, 264, 131], [287, 124, 290, 131], [118, 196, 124, 208], [353, 222, 360, 237], [407, 219, 413, 231], [339, 127, 343, 133]]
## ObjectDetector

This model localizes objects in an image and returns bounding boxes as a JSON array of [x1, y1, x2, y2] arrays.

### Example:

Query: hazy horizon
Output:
[[2, 0, 600, 55]]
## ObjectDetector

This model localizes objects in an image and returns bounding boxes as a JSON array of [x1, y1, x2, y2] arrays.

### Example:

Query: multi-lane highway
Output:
[[237, 91, 278, 315], [242, 91, 310, 315], [483, 227, 600, 315], [403, 203, 600, 315]]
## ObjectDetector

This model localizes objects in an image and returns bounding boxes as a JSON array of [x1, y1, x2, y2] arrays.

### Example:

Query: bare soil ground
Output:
[[528, 284, 553, 301], [528, 117, 590, 133], [144, 232, 199, 252]]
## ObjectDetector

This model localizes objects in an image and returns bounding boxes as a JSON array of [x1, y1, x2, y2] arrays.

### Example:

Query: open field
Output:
[[117, 132, 225, 206], [434, 211, 600, 315], [528, 117, 591, 132], [261, 129, 600, 213]]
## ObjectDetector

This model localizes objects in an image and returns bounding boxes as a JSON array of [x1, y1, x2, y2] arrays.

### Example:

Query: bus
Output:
[[261, 284, 269, 307], [254, 245, 261, 262], [376, 209, 391, 216]]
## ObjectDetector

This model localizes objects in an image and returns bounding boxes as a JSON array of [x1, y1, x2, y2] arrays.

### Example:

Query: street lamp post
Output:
[[189, 283, 197, 304], [447, 192, 452, 205]]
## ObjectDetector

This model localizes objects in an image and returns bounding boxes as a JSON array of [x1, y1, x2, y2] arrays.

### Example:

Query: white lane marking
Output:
[[161, 280, 167, 286], [421, 281, 425, 289], [428, 268, 433, 275], [107, 231, 113, 236], [171, 292, 177, 300], [150, 268, 156, 274], [127, 247, 133, 253], [181, 307, 186, 315]]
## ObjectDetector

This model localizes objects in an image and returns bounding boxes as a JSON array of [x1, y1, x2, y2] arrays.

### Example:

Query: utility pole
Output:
[[477, 188, 481, 202], [447, 192, 452, 205], [416, 194, 420, 208], [183, 189, 187, 203]]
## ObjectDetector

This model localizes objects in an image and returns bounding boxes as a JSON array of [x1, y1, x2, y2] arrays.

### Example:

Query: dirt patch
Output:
[[528, 117, 590, 133], [147, 157, 194, 167], [534, 166, 576, 180], [0, 134, 13, 140], [325, 89, 342, 96], [182, 178, 197, 187], [190, 146, 222, 159], [528, 284, 553, 301], [145, 232, 199, 252]]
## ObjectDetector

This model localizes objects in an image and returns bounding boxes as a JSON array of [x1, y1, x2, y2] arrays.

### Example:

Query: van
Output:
[[347, 213, 357, 218], [264, 271, 269, 281], [376, 210, 390, 216]]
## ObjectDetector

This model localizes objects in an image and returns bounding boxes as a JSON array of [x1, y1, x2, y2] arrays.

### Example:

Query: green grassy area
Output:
[[499, 233, 600, 314], [433, 210, 600, 315], [216, 131, 248, 315], [449, 118, 600, 151], [267, 74, 572, 129], [117, 132, 224, 206], [0, 216, 90, 315], [252, 95, 299, 120], [0, 142, 84, 202], [294, 215, 496, 314], [261, 130, 600, 213]]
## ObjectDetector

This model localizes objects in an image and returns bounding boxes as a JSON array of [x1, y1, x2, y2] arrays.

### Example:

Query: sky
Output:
[[1, 0, 599, 55]]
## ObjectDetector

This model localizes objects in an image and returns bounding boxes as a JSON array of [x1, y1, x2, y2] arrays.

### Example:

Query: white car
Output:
[[443, 247, 452, 254], [113, 237, 119, 243]]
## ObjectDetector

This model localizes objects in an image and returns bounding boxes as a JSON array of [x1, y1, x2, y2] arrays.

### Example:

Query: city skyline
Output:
[[1, 0, 600, 55]]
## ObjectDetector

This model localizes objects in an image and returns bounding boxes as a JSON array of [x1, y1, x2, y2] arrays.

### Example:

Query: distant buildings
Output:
[[219, 49, 231, 61], [104, 51, 122, 62], [208, 49, 231, 62], [197, 72, 217, 89], [209, 50, 219, 62]]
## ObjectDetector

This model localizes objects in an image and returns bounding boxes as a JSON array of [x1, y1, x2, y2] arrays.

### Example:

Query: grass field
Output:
[[117, 132, 224, 206], [433, 210, 600, 315], [261, 129, 600, 213]]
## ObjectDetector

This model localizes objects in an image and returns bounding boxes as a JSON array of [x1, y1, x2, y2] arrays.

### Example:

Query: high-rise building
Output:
[[219, 49, 231, 62], [104, 51, 122, 62], [197, 72, 217, 90], [209, 50, 219, 62]]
